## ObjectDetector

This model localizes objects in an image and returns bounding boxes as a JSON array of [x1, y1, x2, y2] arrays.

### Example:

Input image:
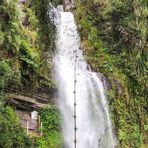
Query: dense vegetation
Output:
[[74, 0, 147, 147], [0, 105, 32, 148], [36, 106, 62, 148], [0, 0, 147, 148], [0, 0, 58, 147], [0, 0, 56, 92]]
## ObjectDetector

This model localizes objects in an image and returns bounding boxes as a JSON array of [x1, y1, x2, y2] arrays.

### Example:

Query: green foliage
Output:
[[0, 105, 32, 148], [75, 0, 148, 147], [32, 0, 56, 52], [0, 60, 11, 90], [0, 0, 58, 147], [36, 106, 63, 148], [0, 59, 22, 92], [0, 0, 55, 90], [0, 31, 5, 45]]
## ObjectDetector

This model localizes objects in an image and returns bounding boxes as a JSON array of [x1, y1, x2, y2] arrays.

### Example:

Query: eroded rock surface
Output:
[[7, 88, 56, 111], [64, 0, 74, 11]]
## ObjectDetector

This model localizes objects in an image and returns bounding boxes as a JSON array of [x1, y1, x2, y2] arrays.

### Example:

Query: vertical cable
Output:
[[74, 50, 77, 148]]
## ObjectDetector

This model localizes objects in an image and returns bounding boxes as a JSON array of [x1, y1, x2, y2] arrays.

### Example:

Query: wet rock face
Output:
[[7, 88, 56, 111], [19, 0, 26, 4], [16, 110, 41, 135], [97, 73, 123, 95], [114, 79, 123, 95], [64, 0, 74, 11], [97, 72, 111, 90]]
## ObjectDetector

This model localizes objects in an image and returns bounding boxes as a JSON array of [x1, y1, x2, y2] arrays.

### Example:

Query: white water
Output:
[[52, 6, 116, 148]]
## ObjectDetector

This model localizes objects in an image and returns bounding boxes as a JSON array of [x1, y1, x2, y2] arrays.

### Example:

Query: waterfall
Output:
[[52, 6, 116, 148]]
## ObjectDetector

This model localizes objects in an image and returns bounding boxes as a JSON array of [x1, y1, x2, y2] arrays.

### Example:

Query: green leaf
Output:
[[0, 31, 5, 45], [14, 35, 21, 46]]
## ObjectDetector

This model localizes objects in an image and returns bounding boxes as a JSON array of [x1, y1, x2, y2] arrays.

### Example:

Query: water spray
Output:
[[53, 10, 116, 148]]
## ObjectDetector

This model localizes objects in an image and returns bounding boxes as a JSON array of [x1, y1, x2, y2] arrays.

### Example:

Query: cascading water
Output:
[[51, 6, 116, 148]]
